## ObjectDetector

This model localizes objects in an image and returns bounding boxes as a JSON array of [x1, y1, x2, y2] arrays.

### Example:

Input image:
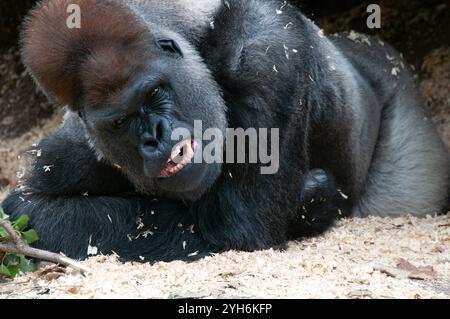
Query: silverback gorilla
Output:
[[3, 0, 449, 261]]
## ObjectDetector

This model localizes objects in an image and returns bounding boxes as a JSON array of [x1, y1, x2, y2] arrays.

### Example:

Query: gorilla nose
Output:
[[139, 116, 170, 158]]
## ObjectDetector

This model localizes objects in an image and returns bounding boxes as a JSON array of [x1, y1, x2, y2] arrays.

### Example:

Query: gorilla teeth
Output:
[[159, 139, 196, 178]]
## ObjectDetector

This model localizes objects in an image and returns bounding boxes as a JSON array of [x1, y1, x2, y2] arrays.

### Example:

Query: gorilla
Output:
[[3, 0, 449, 262]]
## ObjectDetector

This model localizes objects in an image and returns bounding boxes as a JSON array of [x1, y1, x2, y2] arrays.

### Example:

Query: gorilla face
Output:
[[79, 38, 227, 200]]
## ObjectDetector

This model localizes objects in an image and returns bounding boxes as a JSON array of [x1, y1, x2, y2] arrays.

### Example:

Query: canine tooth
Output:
[[171, 144, 183, 161]]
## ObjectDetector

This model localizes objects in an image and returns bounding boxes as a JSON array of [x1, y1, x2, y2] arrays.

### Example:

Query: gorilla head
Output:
[[22, 0, 226, 200]]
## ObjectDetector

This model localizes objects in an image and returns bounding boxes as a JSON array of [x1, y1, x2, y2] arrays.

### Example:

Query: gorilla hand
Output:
[[288, 169, 347, 238]]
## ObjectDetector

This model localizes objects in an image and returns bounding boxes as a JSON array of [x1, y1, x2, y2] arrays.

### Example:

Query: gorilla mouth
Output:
[[159, 139, 197, 178]]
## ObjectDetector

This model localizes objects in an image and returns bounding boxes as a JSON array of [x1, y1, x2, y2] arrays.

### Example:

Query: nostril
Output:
[[156, 121, 164, 142], [141, 132, 159, 154], [140, 117, 169, 157], [144, 138, 159, 149]]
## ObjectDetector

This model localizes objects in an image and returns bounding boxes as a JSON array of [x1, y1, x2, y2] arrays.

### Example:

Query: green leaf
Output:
[[7, 265, 19, 277], [0, 207, 8, 220], [19, 255, 36, 273], [0, 264, 13, 277], [3, 254, 20, 266], [0, 227, 8, 239], [0, 264, 19, 278], [13, 215, 29, 231], [22, 229, 39, 244]]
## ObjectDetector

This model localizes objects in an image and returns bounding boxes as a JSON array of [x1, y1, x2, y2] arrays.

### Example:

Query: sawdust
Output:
[[1, 215, 449, 299], [0, 112, 64, 202]]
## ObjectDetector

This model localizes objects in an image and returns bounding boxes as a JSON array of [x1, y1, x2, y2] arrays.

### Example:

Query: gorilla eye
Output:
[[145, 86, 166, 102], [149, 87, 160, 98], [113, 116, 128, 128]]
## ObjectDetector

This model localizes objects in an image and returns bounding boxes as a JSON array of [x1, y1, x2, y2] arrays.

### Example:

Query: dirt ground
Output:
[[0, 1, 449, 299]]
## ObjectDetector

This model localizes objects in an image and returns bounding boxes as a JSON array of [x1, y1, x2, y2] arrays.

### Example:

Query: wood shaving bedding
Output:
[[1, 214, 448, 299]]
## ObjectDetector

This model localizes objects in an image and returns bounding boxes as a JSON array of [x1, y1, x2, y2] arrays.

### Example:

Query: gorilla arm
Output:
[[3, 113, 341, 260], [2, 116, 214, 262]]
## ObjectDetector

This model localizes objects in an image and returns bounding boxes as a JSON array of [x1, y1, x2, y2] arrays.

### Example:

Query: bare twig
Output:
[[0, 219, 23, 245], [0, 220, 89, 276]]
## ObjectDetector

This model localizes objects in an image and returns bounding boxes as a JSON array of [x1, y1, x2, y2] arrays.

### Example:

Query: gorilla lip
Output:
[[159, 139, 197, 178]]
